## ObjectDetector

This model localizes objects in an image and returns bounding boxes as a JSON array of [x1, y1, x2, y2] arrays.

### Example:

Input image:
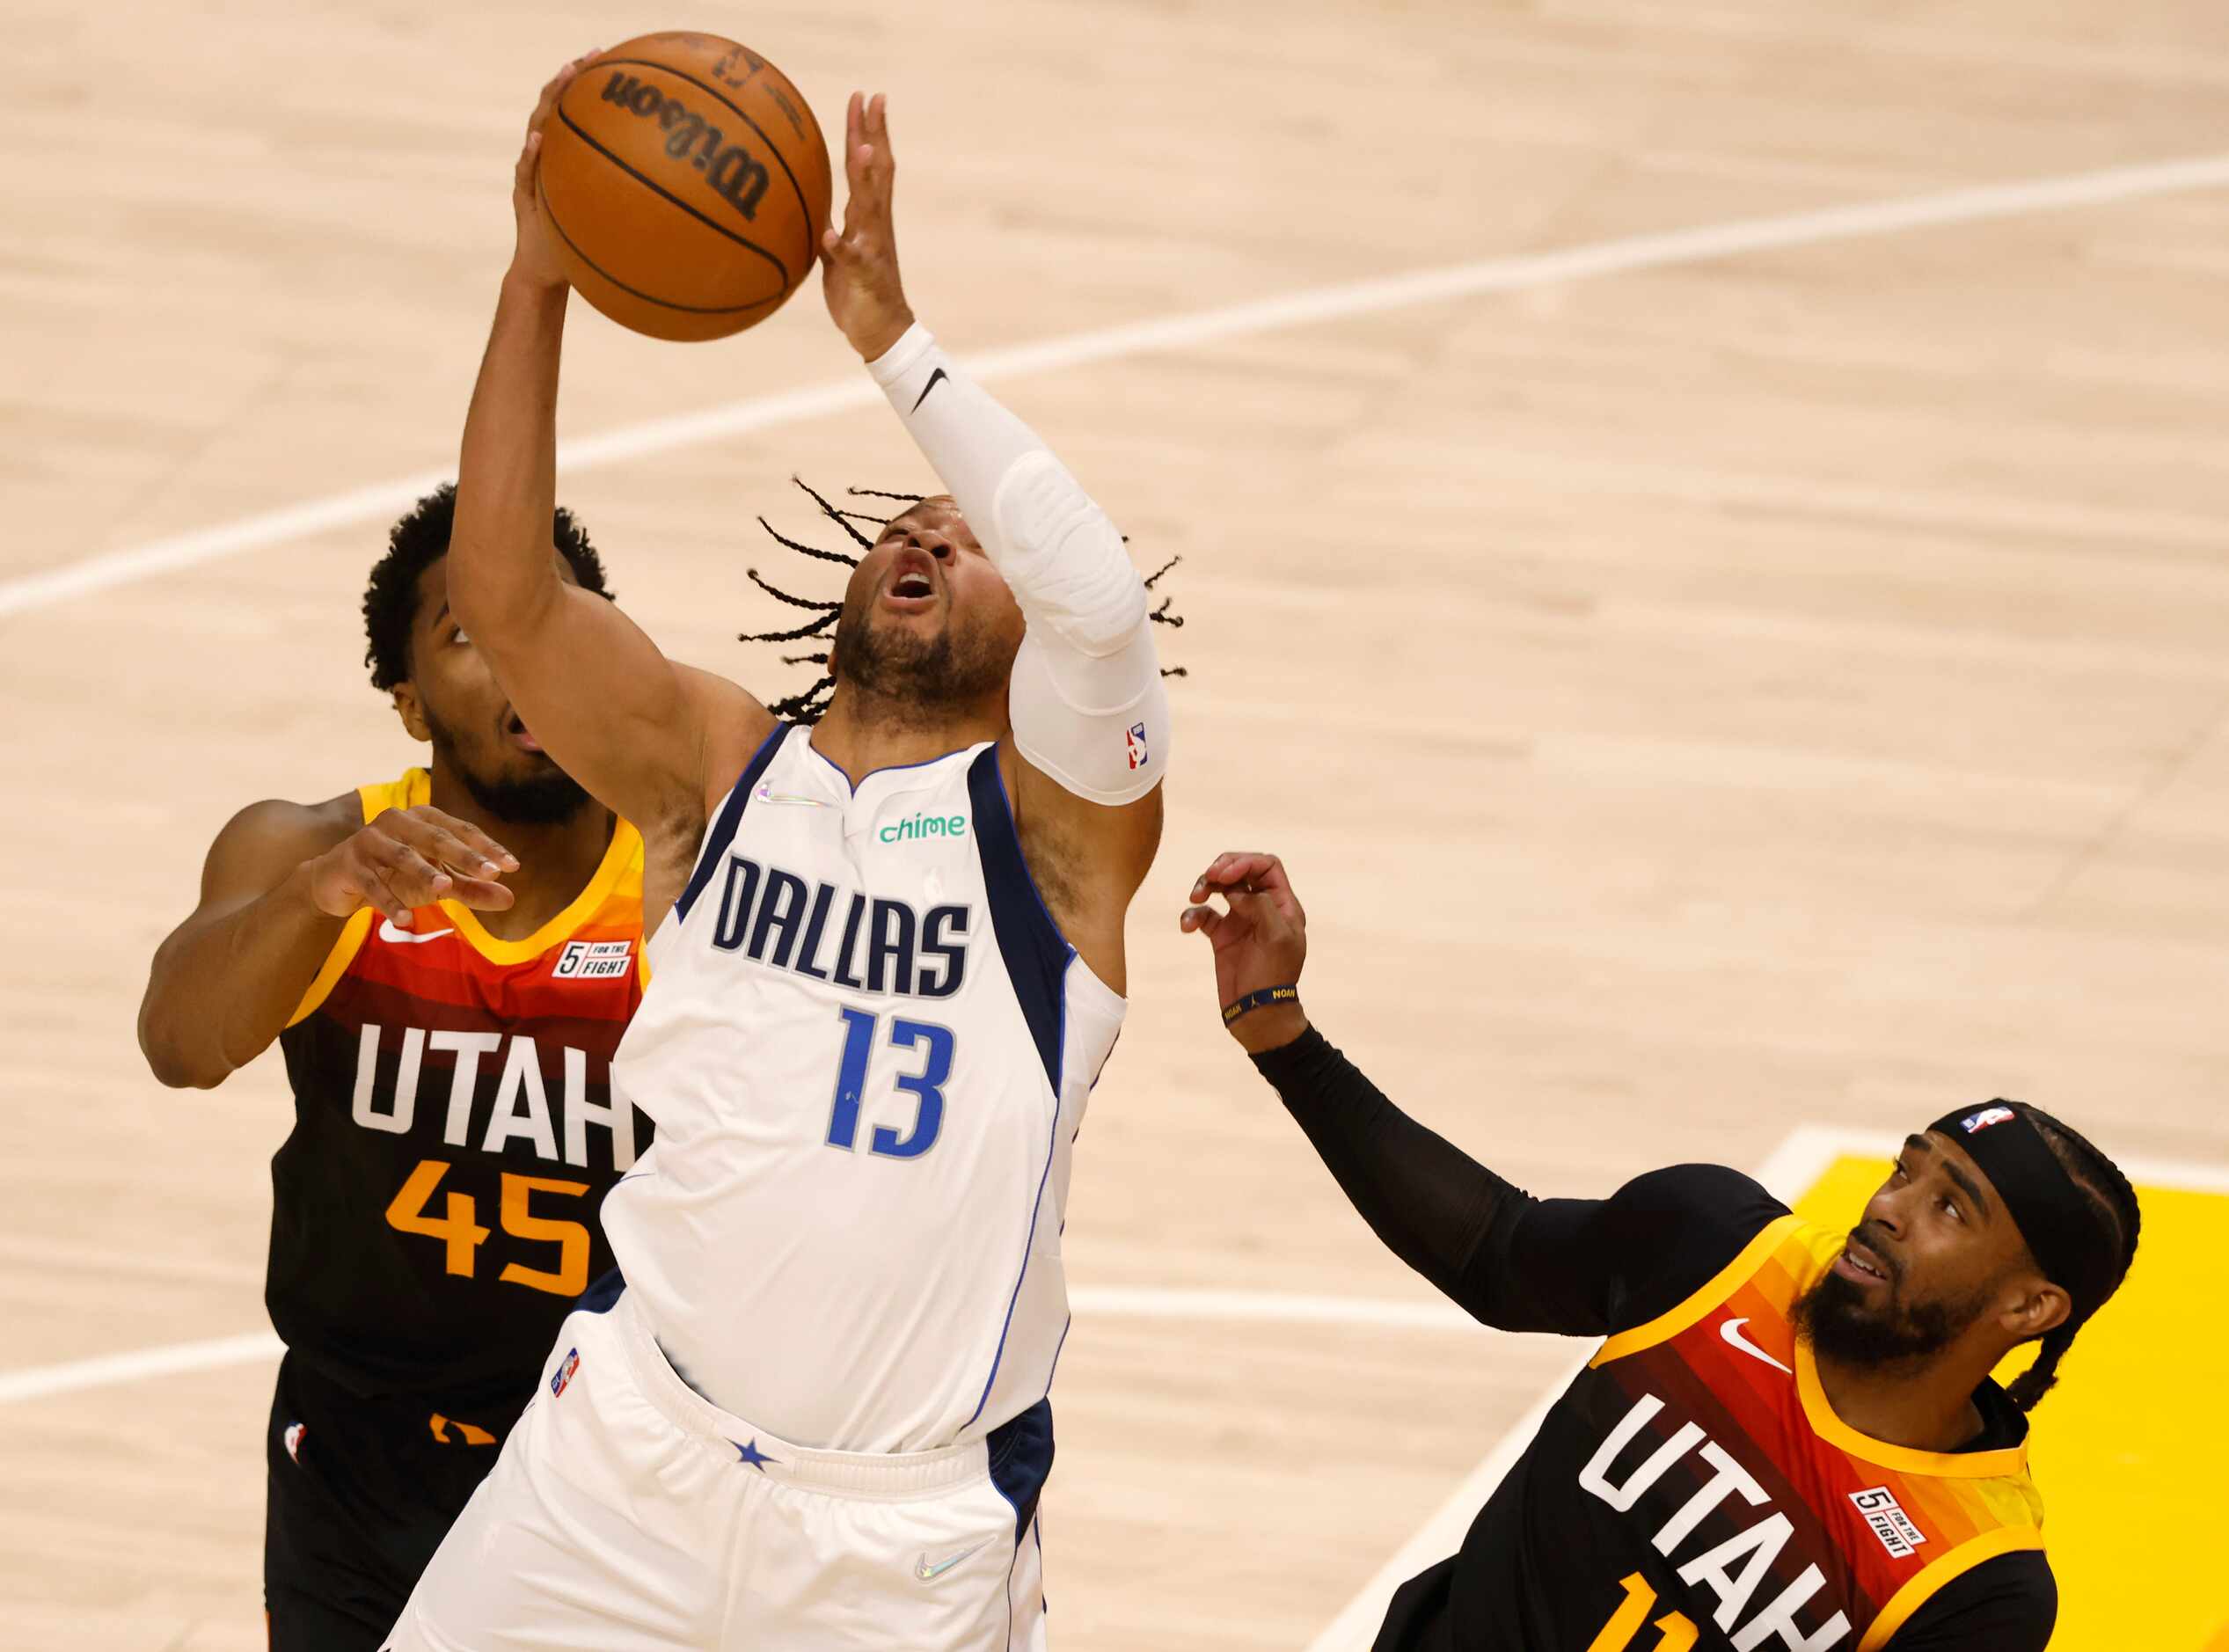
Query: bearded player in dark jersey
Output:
[[1182, 852, 2142, 1652], [137, 487, 654, 1651]]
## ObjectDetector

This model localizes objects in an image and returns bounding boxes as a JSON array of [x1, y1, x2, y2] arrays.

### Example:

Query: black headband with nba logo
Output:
[[1927, 1101, 2117, 1329]]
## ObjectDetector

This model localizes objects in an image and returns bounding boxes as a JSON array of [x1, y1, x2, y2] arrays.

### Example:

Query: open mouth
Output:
[[1835, 1238, 1892, 1287], [505, 711, 543, 753], [882, 548, 939, 609]]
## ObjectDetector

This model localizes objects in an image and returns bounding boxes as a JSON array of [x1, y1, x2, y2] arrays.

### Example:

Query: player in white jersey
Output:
[[383, 67, 1169, 1652]]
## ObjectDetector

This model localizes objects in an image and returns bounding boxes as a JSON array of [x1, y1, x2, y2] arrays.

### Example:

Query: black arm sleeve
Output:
[[1250, 1028, 1787, 1335], [1885, 1552, 2055, 1651]]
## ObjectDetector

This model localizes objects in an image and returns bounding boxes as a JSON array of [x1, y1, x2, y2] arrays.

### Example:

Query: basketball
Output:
[[538, 33, 831, 341]]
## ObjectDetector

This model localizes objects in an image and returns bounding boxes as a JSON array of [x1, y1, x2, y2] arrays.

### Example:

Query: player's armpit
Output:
[[137, 796, 359, 1089]]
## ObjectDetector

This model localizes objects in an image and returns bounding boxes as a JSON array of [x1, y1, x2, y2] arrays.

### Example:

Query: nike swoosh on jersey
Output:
[[915, 1540, 988, 1582], [1720, 1316, 1794, 1375], [378, 919, 455, 944]]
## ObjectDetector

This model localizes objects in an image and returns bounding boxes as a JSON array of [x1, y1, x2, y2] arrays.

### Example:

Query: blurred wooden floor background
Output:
[[5, 0, 2228, 1645]]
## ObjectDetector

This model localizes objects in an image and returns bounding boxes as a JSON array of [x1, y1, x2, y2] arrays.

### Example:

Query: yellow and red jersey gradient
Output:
[[268, 769, 652, 1407], [1584, 1217, 2043, 1649]]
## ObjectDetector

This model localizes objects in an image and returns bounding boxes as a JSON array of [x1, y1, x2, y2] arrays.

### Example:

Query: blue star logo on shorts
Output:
[[732, 1437, 779, 1472]]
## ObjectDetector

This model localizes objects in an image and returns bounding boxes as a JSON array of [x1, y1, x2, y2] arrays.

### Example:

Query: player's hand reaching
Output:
[[821, 91, 916, 362], [303, 807, 519, 928], [509, 52, 601, 291], [1180, 852, 1311, 1055]]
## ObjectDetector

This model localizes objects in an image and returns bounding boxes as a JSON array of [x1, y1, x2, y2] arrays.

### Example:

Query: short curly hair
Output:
[[363, 483, 613, 691]]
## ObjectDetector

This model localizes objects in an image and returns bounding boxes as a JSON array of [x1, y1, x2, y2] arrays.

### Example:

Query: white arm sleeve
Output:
[[869, 324, 1169, 804]]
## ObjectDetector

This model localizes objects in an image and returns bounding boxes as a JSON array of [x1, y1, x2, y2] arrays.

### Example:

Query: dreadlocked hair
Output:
[[2000, 1103, 2143, 1413], [737, 479, 1192, 720]]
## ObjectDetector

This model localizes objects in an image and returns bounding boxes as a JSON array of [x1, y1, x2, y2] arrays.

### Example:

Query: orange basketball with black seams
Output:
[[540, 33, 831, 341]]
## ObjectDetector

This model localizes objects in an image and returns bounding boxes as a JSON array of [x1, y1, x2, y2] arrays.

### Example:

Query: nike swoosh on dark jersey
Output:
[[910, 367, 949, 413]]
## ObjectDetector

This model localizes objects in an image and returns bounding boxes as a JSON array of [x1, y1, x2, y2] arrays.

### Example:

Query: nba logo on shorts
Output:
[[283, 1421, 307, 1463], [1125, 722, 1149, 771], [1960, 1106, 2017, 1134], [551, 1347, 581, 1399]]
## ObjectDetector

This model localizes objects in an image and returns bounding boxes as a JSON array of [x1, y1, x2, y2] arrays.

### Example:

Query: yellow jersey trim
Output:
[[441, 815, 640, 964], [285, 908, 374, 1027], [374, 767, 641, 967], [1794, 1336, 2031, 1480], [282, 778, 398, 1027], [1856, 1525, 2045, 1651], [1590, 1214, 1805, 1367]]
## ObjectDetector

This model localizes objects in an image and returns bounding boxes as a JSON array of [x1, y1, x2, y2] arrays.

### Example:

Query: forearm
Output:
[[138, 866, 345, 1088], [872, 324, 1167, 800], [449, 275, 569, 633], [1251, 1027, 1539, 1322]]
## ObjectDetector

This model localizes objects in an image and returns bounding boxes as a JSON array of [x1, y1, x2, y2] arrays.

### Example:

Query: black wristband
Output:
[[1222, 983, 1301, 1027]]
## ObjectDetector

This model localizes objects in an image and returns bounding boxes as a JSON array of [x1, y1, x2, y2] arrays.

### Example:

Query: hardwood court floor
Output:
[[5, 1, 2229, 1646]]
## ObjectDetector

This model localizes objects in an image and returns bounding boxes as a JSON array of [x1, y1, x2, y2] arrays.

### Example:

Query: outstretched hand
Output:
[[1180, 852, 1311, 1053], [510, 51, 601, 290], [821, 91, 916, 362], [305, 806, 519, 928]]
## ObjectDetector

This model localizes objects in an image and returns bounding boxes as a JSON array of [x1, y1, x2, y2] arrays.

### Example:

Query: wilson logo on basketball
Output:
[[597, 70, 771, 220]]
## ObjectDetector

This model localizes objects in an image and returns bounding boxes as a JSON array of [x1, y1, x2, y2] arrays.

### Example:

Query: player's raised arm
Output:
[[138, 798, 515, 1089], [822, 94, 1167, 904], [447, 58, 772, 839], [1180, 852, 1785, 1332]]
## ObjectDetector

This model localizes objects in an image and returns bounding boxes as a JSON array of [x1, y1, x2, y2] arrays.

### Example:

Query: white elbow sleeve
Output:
[[1009, 623, 1170, 806], [993, 450, 1150, 654]]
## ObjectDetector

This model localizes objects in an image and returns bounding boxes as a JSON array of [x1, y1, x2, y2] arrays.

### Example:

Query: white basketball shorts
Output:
[[383, 1277, 1052, 1651]]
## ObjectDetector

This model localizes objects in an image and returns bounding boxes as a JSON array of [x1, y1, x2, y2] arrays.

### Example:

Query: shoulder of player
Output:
[[1590, 1165, 1794, 1332], [207, 793, 364, 869], [1886, 1547, 2054, 1650], [1603, 1162, 1790, 1240]]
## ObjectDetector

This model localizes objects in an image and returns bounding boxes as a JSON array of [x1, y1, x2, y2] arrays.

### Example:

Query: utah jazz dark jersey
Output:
[[1440, 1214, 2045, 1650], [268, 769, 651, 1402]]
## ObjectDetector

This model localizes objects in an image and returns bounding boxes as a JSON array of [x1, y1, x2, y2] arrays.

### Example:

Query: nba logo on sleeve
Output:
[[554, 940, 633, 981], [1125, 722, 1149, 771]]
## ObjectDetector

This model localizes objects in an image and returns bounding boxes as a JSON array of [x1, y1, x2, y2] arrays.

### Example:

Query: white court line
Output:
[[0, 1331, 284, 1407], [0, 1286, 1471, 1408], [1302, 1128, 2229, 1652], [7, 149, 2229, 619]]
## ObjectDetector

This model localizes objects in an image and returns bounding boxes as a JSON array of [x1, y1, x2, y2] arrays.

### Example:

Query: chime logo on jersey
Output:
[[550, 1347, 580, 1399], [1848, 1488, 1927, 1560], [1126, 721, 1149, 771], [1959, 1106, 2017, 1134], [553, 939, 633, 981]]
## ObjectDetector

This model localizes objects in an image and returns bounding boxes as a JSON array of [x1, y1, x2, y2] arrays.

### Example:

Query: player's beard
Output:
[[1790, 1247, 1998, 1368], [423, 713, 593, 827], [830, 597, 1009, 725]]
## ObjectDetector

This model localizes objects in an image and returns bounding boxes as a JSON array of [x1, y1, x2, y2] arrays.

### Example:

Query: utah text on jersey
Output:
[[268, 768, 654, 1396], [1570, 1218, 2042, 1651]]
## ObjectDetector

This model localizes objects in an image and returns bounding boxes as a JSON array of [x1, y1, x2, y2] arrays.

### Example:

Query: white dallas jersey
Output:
[[603, 724, 1123, 1454]]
